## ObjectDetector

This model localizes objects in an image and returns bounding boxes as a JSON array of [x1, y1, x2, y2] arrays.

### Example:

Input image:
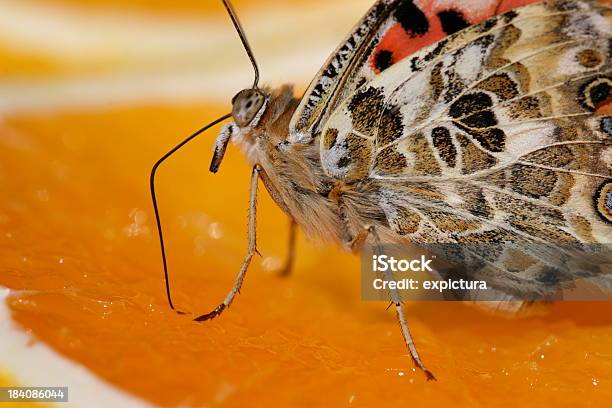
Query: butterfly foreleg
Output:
[[194, 164, 262, 322]]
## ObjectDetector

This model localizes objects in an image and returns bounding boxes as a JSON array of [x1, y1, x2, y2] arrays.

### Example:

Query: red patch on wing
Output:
[[369, 0, 540, 74], [372, 23, 442, 70]]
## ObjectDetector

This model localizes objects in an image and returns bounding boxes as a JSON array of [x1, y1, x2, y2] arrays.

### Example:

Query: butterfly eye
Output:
[[231, 89, 266, 127]]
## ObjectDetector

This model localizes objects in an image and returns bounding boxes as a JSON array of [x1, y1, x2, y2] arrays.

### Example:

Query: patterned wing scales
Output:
[[289, 0, 540, 144], [320, 0, 611, 249]]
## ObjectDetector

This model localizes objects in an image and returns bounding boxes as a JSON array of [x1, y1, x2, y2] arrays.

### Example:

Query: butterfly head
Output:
[[208, 87, 271, 174], [231, 88, 267, 128]]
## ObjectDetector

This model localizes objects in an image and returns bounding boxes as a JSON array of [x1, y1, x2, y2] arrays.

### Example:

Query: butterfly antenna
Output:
[[221, 0, 260, 88], [151, 1, 258, 313], [150, 113, 232, 313]]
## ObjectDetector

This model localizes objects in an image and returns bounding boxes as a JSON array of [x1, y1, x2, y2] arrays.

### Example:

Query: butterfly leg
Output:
[[395, 301, 436, 381], [277, 219, 297, 277], [257, 166, 298, 277], [194, 164, 261, 322], [349, 224, 436, 381]]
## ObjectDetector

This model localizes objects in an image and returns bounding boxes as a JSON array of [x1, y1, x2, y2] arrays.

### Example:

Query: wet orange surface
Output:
[[1, 1, 612, 407]]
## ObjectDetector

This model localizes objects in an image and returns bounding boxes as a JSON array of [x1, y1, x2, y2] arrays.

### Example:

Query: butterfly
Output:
[[151, 0, 611, 380]]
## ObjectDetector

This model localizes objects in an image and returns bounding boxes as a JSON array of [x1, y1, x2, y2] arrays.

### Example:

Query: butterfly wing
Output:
[[319, 0, 611, 297], [289, 0, 539, 144]]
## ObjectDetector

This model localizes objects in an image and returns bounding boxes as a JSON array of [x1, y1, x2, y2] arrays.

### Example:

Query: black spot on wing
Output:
[[578, 77, 611, 111], [590, 82, 611, 106], [461, 110, 498, 128], [423, 38, 448, 63], [449, 92, 494, 118], [503, 10, 518, 23], [374, 50, 394, 72], [437, 10, 470, 35], [431, 127, 457, 168], [449, 93, 506, 152], [479, 17, 497, 33], [455, 122, 505, 152], [337, 154, 352, 168], [410, 56, 421, 72], [394, 0, 429, 37]]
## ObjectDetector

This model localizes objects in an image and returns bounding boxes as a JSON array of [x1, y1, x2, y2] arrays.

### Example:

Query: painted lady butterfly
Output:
[[151, 0, 611, 379]]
